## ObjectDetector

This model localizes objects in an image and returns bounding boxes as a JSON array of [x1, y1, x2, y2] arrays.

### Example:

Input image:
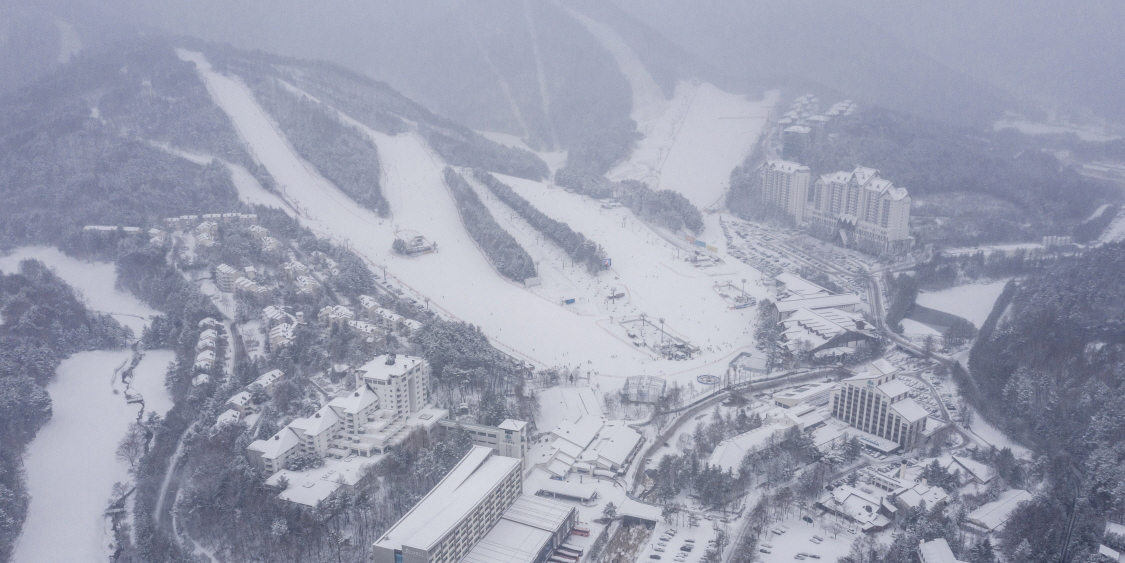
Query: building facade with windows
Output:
[[830, 360, 929, 451], [805, 166, 913, 255], [356, 354, 430, 417], [760, 160, 811, 224]]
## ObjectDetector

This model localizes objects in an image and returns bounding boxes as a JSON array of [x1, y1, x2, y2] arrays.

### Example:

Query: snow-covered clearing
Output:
[[569, 8, 777, 210], [132, 349, 176, 416], [181, 48, 769, 391], [899, 318, 942, 337], [0, 246, 156, 336], [966, 408, 1033, 459], [915, 281, 1009, 328], [993, 118, 1120, 142], [14, 350, 143, 563], [1099, 207, 1125, 244]]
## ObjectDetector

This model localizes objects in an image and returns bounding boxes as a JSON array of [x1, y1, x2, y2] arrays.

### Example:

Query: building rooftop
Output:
[[460, 494, 574, 563], [248, 427, 301, 460], [890, 398, 930, 423], [918, 538, 965, 563], [329, 385, 380, 415], [358, 354, 424, 381], [498, 419, 528, 432], [878, 379, 911, 400], [967, 489, 1032, 531], [253, 369, 283, 388], [763, 160, 810, 174], [374, 446, 520, 553], [775, 294, 862, 314], [775, 272, 832, 299]]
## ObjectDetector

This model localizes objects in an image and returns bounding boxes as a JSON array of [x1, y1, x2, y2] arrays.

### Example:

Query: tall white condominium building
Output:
[[355, 354, 430, 417], [830, 360, 930, 451], [806, 166, 913, 255], [373, 446, 577, 563], [760, 160, 811, 224]]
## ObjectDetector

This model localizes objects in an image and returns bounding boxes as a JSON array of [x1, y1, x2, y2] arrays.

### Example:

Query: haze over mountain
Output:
[[4, 0, 1124, 131]]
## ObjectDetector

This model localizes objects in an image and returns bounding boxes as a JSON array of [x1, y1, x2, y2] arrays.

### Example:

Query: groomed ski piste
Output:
[[177, 40, 774, 392], [568, 5, 779, 211]]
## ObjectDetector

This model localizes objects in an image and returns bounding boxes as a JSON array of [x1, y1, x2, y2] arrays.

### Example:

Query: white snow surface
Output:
[[916, 281, 1009, 328], [180, 49, 768, 390], [0, 246, 156, 336], [133, 350, 176, 415], [13, 350, 140, 563], [993, 118, 1120, 142], [568, 7, 777, 210]]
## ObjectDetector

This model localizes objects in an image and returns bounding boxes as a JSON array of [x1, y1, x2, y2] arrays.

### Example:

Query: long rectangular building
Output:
[[373, 446, 577, 563]]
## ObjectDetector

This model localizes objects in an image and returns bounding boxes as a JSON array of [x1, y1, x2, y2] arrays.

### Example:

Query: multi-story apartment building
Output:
[[215, 263, 241, 292], [373, 446, 577, 563], [247, 357, 443, 474], [760, 160, 811, 224], [805, 166, 913, 255], [356, 354, 430, 417], [830, 360, 929, 451]]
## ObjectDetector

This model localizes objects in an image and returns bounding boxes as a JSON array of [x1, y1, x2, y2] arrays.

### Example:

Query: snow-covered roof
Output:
[[763, 160, 810, 174], [358, 354, 425, 381], [461, 494, 574, 563], [890, 398, 929, 423], [374, 446, 521, 553], [227, 391, 251, 407], [708, 423, 788, 475], [877, 379, 911, 400], [918, 539, 965, 563], [253, 369, 284, 388], [784, 125, 811, 134], [249, 427, 301, 460], [329, 385, 379, 415], [551, 414, 603, 451], [460, 516, 551, 563], [216, 409, 241, 426], [775, 272, 831, 299], [967, 489, 1032, 531], [498, 419, 528, 432], [775, 294, 862, 314], [535, 480, 598, 501], [298, 405, 341, 437], [896, 483, 948, 510], [586, 421, 642, 468]]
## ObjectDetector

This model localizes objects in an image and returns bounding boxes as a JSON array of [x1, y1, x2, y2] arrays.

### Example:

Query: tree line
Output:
[[472, 169, 607, 273], [443, 167, 537, 282]]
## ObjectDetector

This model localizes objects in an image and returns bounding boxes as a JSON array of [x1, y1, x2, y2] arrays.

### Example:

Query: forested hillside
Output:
[[0, 38, 256, 249], [965, 243, 1125, 562], [208, 45, 550, 182], [0, 259, 131, 562]]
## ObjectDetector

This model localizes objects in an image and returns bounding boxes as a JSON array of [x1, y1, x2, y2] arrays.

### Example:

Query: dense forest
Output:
[[963, 243, 1125, 562], [442, 167, 537, 282], [0, 38, 260, 250], [0, 259, 131, 562], [805, 108, 1117, 246], [472, 169, 608, 273], [620, 180, 705, 234]]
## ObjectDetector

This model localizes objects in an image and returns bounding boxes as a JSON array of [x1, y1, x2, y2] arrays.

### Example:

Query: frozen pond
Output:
[[14, 349, 173, 563], [916, 280, 1009, 328]]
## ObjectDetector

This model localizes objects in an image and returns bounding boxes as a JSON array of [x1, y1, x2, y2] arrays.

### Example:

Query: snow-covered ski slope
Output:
[[179, 49, 768, 387], [569, 7, 778, 212]]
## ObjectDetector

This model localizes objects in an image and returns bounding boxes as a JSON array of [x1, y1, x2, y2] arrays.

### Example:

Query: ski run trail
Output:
[[568, 5, 779, 211], [179, 47, 775, 390]]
